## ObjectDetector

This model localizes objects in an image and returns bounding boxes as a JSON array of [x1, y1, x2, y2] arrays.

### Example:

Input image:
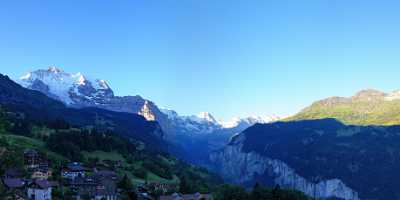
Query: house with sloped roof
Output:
[[24, 149, 41, 169], [160, 193, 213, 200], [31, 166, 52, 180], [61, 162, 87, 180], [73, 170, 118, 200], [93, 170, 118, 180], [27, 179, 53, 200]]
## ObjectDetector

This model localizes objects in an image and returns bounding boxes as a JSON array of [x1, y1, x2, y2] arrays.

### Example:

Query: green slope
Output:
[[287, 89, 400, 125], [0, 106, 223, 194]]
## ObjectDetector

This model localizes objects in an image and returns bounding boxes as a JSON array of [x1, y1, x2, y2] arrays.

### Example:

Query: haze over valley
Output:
[[2, 1, 400, 199]]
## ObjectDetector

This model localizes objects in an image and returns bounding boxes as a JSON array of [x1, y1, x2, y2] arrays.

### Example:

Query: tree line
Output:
[[213, 183, 312, 200]]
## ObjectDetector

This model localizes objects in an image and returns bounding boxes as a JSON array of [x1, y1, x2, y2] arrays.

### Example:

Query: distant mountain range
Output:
[[288, 89, 400, 125], [17, 67, 280, 164], [0, 72, 226, 194], [0, 73, 165, 149], [19, 67, 172, 132], [19, 67, 278, 134]]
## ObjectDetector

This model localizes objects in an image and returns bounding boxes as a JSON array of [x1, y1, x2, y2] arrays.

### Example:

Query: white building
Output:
[[27, 180, 52, 200]]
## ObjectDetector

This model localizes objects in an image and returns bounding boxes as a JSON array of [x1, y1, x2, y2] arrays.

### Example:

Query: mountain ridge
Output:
[[0, 73, 165, 149], [17, 67, 280, 165], [287, 88, 400, 125], [210, 118, 400, 199], [19, 67, 279, 135]]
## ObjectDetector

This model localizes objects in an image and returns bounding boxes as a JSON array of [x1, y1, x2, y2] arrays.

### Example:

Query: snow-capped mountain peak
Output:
[[160, 108, 179, 120], [76, 74, 85, 85], [18, 67, 169, 131], [48, 66, 64, 73], [197, 112, 218, 124], [159, 108, 280, 134], [19, 67, 114, 105], [219, 115, 280, 128], [218, 117, 242, 129], [19, 67, 281, 138], [97, 79, 111, 90]]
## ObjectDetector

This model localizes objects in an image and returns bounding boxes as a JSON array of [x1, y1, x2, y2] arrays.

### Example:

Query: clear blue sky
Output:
[[1, 0, 400, 120]]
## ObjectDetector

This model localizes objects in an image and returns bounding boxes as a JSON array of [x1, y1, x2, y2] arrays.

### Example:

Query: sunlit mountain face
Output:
[[17, 67, 280, 165], [288, 89, 400, 125]]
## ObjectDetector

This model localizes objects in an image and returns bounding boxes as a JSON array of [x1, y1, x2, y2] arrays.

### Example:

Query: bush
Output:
[[143, 159, 173, 179], [132, 167, 147, 179], [213, 184, 312, 200], [214, 184, 249, 200]]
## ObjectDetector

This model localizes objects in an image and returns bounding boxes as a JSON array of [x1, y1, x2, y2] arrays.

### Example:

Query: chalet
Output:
[[97, 176, 118, 200], [30, 162, 52, 180], [160, 193, 213, 200], [74, 171, 118, 200], [93, 185, 118, 200], [93, 170, 118, 181], [147, 182, 178, 194], [72, 176, 98, 196], [61, 162, 86, 180], [27, 180, 53, 200], [24, 149, 41, 169], [31, 168, 52, 180]]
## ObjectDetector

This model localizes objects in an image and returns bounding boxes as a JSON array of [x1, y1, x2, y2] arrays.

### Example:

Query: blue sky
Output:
[[2, 0, 400, 119]]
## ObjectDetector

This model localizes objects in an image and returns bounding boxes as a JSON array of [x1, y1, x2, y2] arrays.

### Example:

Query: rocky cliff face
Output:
[[210, 136, 360, 200], [211, 119, 400, 199]]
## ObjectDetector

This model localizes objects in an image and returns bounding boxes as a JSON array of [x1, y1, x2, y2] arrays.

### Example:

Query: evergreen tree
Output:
[[213, 184, 249, 200], [118, 174, 133, 191], [0, 108, 8, 134], [272, 184, 281, 200], [179, 176, 193, 193], [251, 182, 260, 199], [250, 182, 270, 200]]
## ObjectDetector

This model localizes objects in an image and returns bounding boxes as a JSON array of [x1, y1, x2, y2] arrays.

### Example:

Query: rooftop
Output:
[[94, 170, 117, 180], [28, 179, 57, 189], [160, 193, 213, 200], [65, 162, 86, 171], [3, 178, 25, 188], [24, 149, 39, 156]]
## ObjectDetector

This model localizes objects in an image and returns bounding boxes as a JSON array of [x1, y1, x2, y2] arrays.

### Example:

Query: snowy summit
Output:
[[19, 67, 113, 105]]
